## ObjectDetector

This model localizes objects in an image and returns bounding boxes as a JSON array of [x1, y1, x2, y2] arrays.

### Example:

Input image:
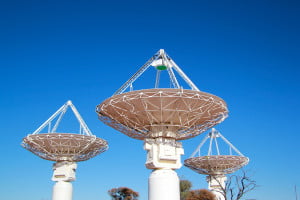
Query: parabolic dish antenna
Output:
[[184, 128, 249, 175], [22, 100, 108, 200], [184, 155, 249, 175], [22, 100, 108, 162], [97, 88, 227, 140], [96, 49, 228, 140], [184, 128, 249, 200]]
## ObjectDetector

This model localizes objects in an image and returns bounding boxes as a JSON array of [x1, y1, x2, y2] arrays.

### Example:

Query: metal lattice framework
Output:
[[184, 155, 249, 175], [22, 100, 108, 162], [113, 49, 199, 95], [97, 89, 228, 140], [22, 133, 108, 162], [184, 128, 249, 175]]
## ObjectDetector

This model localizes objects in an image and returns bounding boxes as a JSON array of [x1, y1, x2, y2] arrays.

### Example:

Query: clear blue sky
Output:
[[0, 0, 299, 200]]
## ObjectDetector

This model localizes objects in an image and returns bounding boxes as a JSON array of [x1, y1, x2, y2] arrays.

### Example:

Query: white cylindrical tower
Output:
[[52, 181, 73, 200], [149, 169, 180, 200], [206, 175, 227, 200]]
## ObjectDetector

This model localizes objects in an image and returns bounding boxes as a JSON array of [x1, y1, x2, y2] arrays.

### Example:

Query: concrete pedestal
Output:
[[52, 181, 73, 200], [148, 169, 180, 200], [207, 175, 227, 200]]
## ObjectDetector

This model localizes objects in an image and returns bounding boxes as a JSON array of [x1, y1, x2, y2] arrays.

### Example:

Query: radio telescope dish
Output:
[[184, 155, 248, 175], [184, 128, 249, 175], [22, 100, 108, 162], [97, 88, 227, 140], [22, 100, 108, 200], [22, 133, 107, 162], [96, 49, 228, 140], [184, 128, 249, 200], [96, 49, 228, 200]]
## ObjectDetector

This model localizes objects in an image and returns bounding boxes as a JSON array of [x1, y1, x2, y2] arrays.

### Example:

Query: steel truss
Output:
[[114, 49, 199, 95]]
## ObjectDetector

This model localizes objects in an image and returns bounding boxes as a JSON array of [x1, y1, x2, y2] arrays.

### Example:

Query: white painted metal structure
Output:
[[184, 128, 249, 200], [113, 49, 200, 95], [22, 100, 108, 200], [96, 49, 228, 200]]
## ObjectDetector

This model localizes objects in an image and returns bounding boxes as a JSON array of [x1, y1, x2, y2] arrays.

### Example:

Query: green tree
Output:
[[186, 189, 216, 200], [108, 187, 139, 200], [180, 179, 193, 200]]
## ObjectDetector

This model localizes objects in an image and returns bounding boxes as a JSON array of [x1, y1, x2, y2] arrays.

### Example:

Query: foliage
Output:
[[186, 189, 216, 200], [108, 187, 139, 200], [180, 179, 193, 200]]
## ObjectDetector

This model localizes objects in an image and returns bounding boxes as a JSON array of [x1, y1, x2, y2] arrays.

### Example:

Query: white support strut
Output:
[[169, 58, 200, 91], [114, 51, 160, 95], [31, 100, 93, 136], [32, 103, 67, 135], [189, 128, 246, 157], [167, 66, 180, 89], [190, 134, 210, 158], [51, 109, 67, 133], [68, 101, 93, 136], [113, 49, 200, 95]]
